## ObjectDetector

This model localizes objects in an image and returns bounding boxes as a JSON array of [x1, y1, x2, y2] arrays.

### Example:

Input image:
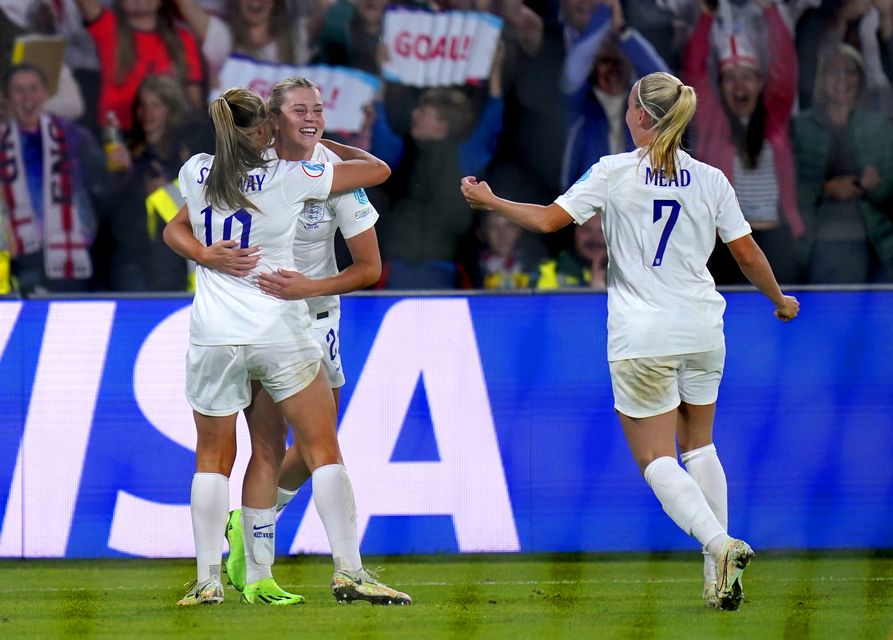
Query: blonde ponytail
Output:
[[635, 72, 697, 178], [204, 88, 270, 213]]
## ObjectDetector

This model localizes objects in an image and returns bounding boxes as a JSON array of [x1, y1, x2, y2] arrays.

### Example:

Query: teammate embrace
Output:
[[166, 79, 411, 607]]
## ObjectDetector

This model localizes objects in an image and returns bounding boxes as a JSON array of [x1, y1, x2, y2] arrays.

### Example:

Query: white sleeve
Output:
[[202, 15, 234, 76], [177, 160, 192, 199], [714, 173, 752, 243], [553, 161, 609, 225], [332, 189, 379, 239], [283, 161, 334, 204]]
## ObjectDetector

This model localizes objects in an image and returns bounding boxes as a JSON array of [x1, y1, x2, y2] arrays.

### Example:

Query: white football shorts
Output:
[[186, 340, 323, 416], [608, 345, 726, 418], [311, 308, 345, 388]]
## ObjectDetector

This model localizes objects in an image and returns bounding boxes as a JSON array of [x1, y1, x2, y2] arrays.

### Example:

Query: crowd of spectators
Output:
[[0, 0, 891, 295]]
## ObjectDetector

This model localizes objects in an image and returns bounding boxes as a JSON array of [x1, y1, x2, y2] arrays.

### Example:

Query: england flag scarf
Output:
[[0, 114, 92, 279]]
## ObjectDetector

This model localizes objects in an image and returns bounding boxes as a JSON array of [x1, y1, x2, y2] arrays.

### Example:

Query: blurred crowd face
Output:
[[6, 69, 49, 131], [117, 0, 162, 19], [719, 65, 763, 120], [274, 86, 325, 153], [236, 0, 275, 26], [480, 213, 521, 259], [560, 0, 597, 33], [594, 46, 629, 96], [821, 54, 862, 108], [136, 88, 171, 144], [355, 0, 389, 26], [574, 215, 606, 262], [410, 104, 449, 141]]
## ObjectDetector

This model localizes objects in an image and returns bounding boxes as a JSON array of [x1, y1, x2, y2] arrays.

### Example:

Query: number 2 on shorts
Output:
[[652, 199, 680, 267]]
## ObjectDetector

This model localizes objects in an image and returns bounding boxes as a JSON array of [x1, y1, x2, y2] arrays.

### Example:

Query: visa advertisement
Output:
[[1, 291, 891, 558]]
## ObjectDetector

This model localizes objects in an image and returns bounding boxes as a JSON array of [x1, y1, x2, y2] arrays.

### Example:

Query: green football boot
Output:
[[225, 509, 247, 592], [241, 578, 305, 605]]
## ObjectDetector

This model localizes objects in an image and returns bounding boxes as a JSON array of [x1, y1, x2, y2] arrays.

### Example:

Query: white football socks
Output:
[[242, 506, 276, 584], [312, 464, 363, 573], [275, 487, 298, 513], [190, 472, 229, 583], [643, 456, 727, 553], [681, 443, 728, 580]]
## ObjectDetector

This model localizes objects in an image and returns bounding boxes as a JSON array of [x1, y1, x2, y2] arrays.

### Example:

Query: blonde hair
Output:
[[205, 88, 270, 213], [268, 76, 319, 116], [634, 72, 697, 177]]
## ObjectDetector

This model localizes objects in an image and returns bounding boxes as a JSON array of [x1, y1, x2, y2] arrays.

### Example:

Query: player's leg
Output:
[[277, 371, 411, 605], [276, 316, 345, 512], [179, 345, 245, 606], [236, 348, 320, 606], [275, 387, 341, 512], [611, 356, 744, 608], [676, 347, 737, 607], [233, 382, 291, 598]]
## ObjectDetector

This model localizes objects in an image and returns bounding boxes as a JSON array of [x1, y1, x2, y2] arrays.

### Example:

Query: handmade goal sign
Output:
[[381, 9, 503, 87]]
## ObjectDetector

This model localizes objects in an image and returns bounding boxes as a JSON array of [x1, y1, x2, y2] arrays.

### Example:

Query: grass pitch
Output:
[[0, 551, 890, 639]]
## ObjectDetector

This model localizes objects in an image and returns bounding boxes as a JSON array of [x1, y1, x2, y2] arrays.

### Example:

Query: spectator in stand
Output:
[[683, 0, 805, 285], [560, 0, 669, 189], [74, 0, 205, 132], [0, 0, 87, 123], [489, 0, 594, 203], [797, 0, 893, 114], [0, 64, 108, 294], [533, 213, 607, 288], [372, 48, 504, 289], [317, 0, 388, 75], [108, 75, 199, 291], [475, 210, 545, 289], [793, 43, 893, 283], [174, 0, 326, 91]]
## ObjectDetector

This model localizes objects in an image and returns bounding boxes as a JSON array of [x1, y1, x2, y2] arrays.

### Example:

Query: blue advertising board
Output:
[[1, 291, 891, 558]]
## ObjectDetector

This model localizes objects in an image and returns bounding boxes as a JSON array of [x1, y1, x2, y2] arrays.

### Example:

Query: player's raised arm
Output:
[[460, 177, 573, 233], [320, 139, 391, 193]]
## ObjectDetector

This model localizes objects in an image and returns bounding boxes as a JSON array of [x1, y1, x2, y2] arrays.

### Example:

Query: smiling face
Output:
[[719, 65, 763, 120], [6, 69, 48, 131], [273, 86, 324, 157]]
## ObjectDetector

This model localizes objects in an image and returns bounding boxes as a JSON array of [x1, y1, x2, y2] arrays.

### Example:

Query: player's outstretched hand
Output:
[[203, 240, 260, 276], [257, 268, 316, 300], [774, 295, 799, 322], [461, 176, 496, 210]]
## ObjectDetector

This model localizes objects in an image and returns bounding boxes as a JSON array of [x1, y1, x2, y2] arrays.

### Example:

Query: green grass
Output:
[[0, 552, 891, 639]]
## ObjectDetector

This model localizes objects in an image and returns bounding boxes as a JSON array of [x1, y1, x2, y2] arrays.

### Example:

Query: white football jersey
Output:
[[555, 149, 752, 361], [178, 153, 334, 345], [292, 144, 379, 316]]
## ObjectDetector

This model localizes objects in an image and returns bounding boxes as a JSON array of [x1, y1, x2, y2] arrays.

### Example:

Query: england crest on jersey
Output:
[[303, 201, 325, 228]]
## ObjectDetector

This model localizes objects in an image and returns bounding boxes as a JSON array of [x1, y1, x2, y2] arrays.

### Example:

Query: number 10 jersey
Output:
[[178, 153, 334, 346]]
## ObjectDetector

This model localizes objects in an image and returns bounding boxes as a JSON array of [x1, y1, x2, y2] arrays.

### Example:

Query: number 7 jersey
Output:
[[178, 153, 334, 346], [555, 149, 752, 361]]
